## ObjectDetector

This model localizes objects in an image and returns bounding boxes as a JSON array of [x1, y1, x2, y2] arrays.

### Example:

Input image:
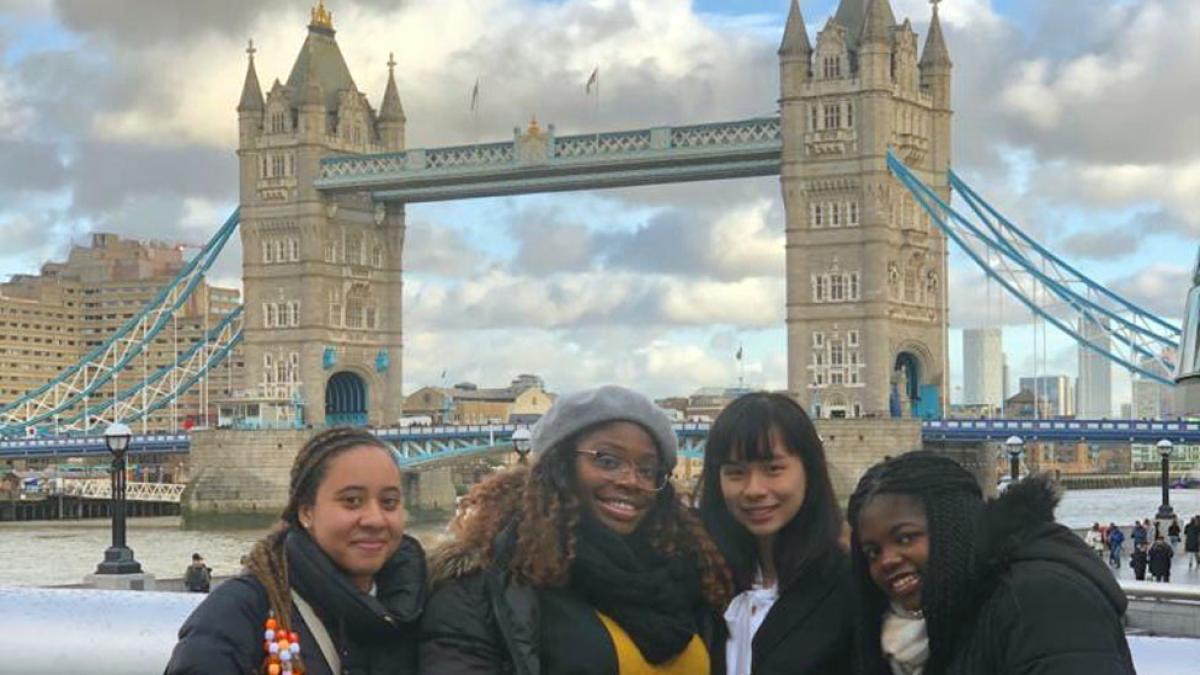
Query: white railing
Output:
[[57, 479, 185, 503]]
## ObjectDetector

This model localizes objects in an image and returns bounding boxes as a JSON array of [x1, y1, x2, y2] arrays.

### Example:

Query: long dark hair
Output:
[[846, 451, 984, 675], [698, 392, 842, 592]]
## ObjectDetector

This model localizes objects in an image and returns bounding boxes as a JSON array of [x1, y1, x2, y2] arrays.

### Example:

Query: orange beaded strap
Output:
[[262, 612, 305, 675]]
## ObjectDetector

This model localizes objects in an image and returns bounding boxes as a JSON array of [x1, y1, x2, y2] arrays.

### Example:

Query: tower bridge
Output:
[[0, 0, 1189, 516]]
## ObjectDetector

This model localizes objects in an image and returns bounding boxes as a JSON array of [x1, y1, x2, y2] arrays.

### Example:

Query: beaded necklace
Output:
[[263, 612, 304, 675]]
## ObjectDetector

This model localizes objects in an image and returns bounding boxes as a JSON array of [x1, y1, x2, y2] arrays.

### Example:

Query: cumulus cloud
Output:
[[1057, 225, 1142, 261]]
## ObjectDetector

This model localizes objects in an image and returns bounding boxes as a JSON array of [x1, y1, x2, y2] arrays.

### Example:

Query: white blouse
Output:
[[724, 574, 779, 675]]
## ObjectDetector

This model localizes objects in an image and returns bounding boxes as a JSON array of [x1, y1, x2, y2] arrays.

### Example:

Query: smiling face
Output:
[[856, 493, 930, 612], [298, 444, 406, 592], [718, 431, 808, 543], [573, 421, 661, 535]]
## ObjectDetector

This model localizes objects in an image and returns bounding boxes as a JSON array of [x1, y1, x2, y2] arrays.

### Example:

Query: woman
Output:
[[848, 451, 1133, 675], [1185, 515, 1200, 568], [1149, 536, 1174, 583], [1084, 522, 1104, 559], [166, 427, 427, 675], [698, 392, 851, 675], [419, 384, 730, 674]]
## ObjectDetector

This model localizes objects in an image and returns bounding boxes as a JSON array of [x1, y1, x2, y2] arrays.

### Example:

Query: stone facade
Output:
[[235, 9, 407, 427], [780, 0, 952, 420], [817, 417, 923, 501]]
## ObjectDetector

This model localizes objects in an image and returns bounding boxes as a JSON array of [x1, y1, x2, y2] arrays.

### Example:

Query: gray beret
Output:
[[531, 384, 678, 470]]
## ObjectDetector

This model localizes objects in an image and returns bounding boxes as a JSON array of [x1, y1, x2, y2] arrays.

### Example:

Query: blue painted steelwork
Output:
[[0, 433, 191, 459], [887, 153, 1178, 386], [922, 418, 1200, 444], [0, 209, 242, 433], [314, 118, 782, 202]]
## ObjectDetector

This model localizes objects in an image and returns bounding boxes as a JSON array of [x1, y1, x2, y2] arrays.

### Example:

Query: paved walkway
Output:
[[1104, 543, 1200, 586]]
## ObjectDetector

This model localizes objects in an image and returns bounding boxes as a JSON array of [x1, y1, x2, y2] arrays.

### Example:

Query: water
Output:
[[3, 486, 1200, 587], [0, 517, 449, 587]]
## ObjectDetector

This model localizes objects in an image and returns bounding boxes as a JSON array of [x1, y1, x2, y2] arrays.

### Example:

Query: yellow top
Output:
[[311, 1, 333, 29], [595, 611, 710, 675]]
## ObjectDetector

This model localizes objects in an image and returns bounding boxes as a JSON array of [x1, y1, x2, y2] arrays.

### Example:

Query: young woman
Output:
[[698, 392, 852, 675], [419, 385, 731, 674], [166, 427, 426, 675], [848, 451, 1134, 675]]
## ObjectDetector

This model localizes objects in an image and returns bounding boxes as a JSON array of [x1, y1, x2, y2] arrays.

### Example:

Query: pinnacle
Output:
[[779, 0, 812, 55]]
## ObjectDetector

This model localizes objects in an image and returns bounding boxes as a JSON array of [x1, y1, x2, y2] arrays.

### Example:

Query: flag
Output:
[[440, 369, 447, 380], [736, 346, 743, 361], [585, 67, 599, 94], [469, 78, 479, 113]]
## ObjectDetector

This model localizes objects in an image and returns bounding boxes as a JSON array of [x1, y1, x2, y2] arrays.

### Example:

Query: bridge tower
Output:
[[781, 0, 952, 419], [235, 1, 406, 427]]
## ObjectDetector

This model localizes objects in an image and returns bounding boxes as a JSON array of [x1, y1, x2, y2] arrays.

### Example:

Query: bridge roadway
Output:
[[3, 418, 1198, 463]]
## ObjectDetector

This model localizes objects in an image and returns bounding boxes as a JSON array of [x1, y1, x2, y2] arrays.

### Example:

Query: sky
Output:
[[0, 0, 1197, 408]]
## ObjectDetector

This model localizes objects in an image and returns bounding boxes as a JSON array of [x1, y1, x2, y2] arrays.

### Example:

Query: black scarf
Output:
[[285, 527, 427, 641], [569, 515, 702, 665]]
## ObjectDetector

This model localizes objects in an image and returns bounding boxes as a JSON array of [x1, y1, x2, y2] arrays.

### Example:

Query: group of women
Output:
[[165, 385, 1135, 675]]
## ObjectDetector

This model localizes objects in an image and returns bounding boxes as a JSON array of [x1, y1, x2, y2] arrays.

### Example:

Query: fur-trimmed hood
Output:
[[427, 539, 487, 587], [976, 475, 1126, 616]]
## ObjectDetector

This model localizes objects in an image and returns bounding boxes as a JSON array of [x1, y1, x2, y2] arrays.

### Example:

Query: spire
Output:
[[778, 0, 812, 55], [834, 0, 894, 47], [920, 0, 952, 68], [862, 0, 895, 45], [287, 2, 358, 111], [238, 39, 264, 112], [378, 53, 405, 123], [310, 1, 334, 34]]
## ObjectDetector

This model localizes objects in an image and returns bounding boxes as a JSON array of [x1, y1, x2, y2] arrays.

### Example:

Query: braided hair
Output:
[[244, 427, 397, 671], [846, 451, 984, 675]]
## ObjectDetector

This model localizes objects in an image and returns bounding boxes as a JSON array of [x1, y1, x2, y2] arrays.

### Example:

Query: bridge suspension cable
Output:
[[0, 209, 241, 435], [887, 153, 1178, 386]]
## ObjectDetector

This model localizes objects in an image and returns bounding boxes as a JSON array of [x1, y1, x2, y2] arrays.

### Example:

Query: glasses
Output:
[[576, 448, 670, 491]]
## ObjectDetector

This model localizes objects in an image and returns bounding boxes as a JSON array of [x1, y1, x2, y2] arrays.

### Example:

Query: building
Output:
[[962, 328, 1003, 412], [1131, 354, 1175, 419], [1018, 375, 1074, 418], [233, 1, 407, 427], [1003, 390, 1053, 419], [782, 0, 951, 419], [1077, 316, 1113, 418], [0, 233, 242, 432], [402, 376, 555, 425]]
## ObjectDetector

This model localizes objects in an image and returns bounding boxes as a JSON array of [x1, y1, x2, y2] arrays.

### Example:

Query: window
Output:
[[830, 274, 844, 302], [812, 204, 824, 228], [831, 371, 844, 385], [831, 203, 842, 227], [288, 302, 299, 327], [814, 275, 827, 302], [831, 343, 844, 366], [810, 105, 819, 131], [371, 245, 383, 268], [345, 284, 368, 329], [290, 238, 300, 261], [848, 201, 859, 226], [848, 330, 859, 347], [328, 289, 342, 326], [271, 155, 285, 177], [346, 233, 363, 266], [261, 157, 268, 177], [263, 353, 275, 384], [848, 273, 860, 301], [823, 56, 841, 79], [825, 104, 840, 130], [845, 101, 854, 128], [812, 332, 825, 348], [271, 112, 286, 134]]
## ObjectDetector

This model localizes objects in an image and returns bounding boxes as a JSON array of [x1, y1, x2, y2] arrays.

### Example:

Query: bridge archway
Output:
[[891, 351, 922, 418], [326, 371, 368, 427]]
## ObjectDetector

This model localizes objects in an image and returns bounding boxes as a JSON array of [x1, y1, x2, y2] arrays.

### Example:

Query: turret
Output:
[[859, 0, 895, 88], [919, 0, 952, 109], [237, 40, 264, 143], [377, 53, 406, 151]]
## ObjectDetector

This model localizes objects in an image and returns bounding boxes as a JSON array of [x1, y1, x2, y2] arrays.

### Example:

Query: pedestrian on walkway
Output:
[[1131, 543, 1149, 581], [847, 453, 1134, 675], [1131, 520, 1147, 550], [1149, 536, 1174, 583], [1168, 518, 1182, 550], [183, 553, 212, 593], [1085, 523, 1105, 559], [1185, 515, 1200, 569], [1107, 523, 1124, 569]]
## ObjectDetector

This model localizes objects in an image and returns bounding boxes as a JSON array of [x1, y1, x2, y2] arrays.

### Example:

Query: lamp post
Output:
[[1155, 439, 1175, 521], [512, 427, 532, 465], [1005, 435, 1024, 482], [95, 422, 142, 575]]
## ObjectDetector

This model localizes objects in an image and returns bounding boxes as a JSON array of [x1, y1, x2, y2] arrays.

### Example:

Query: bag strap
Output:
[[291, 589, 342, 674]]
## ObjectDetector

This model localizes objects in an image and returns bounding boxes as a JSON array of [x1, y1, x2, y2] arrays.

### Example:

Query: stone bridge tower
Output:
[[781, 0, 952, 419], [235, 1, 406, 427]]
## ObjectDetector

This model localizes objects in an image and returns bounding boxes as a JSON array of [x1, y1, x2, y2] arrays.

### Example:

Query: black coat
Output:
[[418, 527, 718, 675], [1184, 521, 1199, 552], [1148, 542, 1174, 577], [165, 531, 426, 675], [943, 479, 1135, 675], [708, 552, 853, 675]]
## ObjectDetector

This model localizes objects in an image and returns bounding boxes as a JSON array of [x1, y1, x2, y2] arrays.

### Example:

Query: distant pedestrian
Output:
[[1149, 537, 1174, 583], [1168, 518, 1182, 549], [183, 553, 211, 593], [1131, 520, 1147, 550], [1107, 523, 1124, 569], [1184, 515, 1200, 569], [1085, 523, 1105, 559], [1131, 543, 1148, 581]]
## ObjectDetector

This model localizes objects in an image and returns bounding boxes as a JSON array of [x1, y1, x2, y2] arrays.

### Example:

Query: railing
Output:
[[53, 479, 186, 503], [923, 418, 1200, 442]]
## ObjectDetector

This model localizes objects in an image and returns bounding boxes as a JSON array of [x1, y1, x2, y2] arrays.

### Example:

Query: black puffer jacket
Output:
[[165, 530, 426, 675], [944, 479, 1135, 674], [418, 525, 718, 675]]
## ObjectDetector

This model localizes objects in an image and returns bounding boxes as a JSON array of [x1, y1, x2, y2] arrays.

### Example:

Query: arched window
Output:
[[345, 284, 368, 328], [346, 232, 363, 265], [263, 353, 275, 384], [328, 288, 342, 326]]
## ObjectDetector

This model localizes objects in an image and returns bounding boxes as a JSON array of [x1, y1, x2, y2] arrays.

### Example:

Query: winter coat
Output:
[[184, 563, 212, 593], [1107, 527, 1125, 550], [1185, 521, 1200, 552], [1083, 528, 1104, 553], [165, 531, 426, 675], [1149, 542, 1174, 577], [708, 552, 853, 675], [1131, 548, 1148, 575], [419, 524, 718, 675], [1131, 524, 1147, 547], [944, 478, 1135, 675]]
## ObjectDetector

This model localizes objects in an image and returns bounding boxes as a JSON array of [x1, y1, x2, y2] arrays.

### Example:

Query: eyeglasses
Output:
[[576, 448, 669, 491]]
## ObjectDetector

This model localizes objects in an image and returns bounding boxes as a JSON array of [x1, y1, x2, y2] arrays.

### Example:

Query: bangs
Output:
[[725, 423, 779, 464]]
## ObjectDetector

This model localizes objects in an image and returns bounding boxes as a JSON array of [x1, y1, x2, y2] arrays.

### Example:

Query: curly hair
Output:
[[846, 451, 984, 675], [244, 427, 397, 674], [445, 424, 732, 611]]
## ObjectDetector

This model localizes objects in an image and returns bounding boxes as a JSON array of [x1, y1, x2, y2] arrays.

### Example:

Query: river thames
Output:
[[2, 486, 1200, 587]]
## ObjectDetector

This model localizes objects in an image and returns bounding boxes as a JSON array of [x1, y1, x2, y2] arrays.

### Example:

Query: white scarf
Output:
[[881, 603, 928, 675], [723, 571, 778, 675]]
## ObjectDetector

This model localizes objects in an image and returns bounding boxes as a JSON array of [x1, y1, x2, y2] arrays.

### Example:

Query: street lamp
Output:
[[1005, 435, 1024, 482], [95, 422, 142, 575], [512, 427, 532, 464], [1155, 439, 1175, 521]]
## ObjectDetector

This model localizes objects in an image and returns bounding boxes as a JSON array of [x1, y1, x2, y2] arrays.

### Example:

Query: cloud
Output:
[[1057, 225, 1142, 261], [1106, 262, 1191, 321], [405, 218, 492, 278]]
